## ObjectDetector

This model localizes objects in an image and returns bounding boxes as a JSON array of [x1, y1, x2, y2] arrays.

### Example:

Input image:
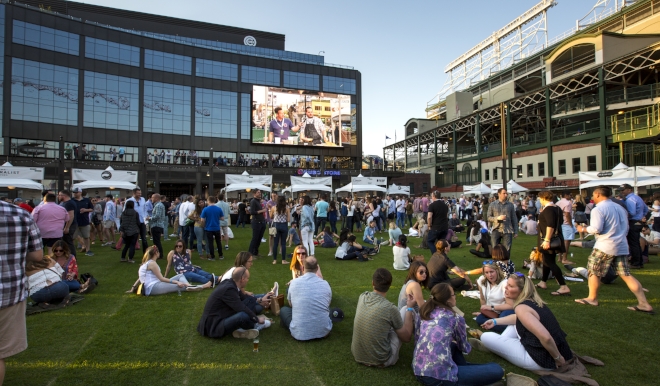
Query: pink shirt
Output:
[[31, 202, 69, 239], [421, 197, 429, 212], [556, 198, 572, 226]]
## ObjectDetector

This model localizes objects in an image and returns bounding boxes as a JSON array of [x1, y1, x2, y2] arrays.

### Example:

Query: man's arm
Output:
[[223, 287, 258, 321], [487, 204, 497, 224], [64, 209, 74, 233]]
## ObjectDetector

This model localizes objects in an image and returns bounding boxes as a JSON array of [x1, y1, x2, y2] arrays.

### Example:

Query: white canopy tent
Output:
[[491, 180, 529, 194], [283, 173, 333, 194], [72, 166, 138, 190], [223, 171, 272, 193], [462, 185, 477, 193], [579, 163, 659, 190], [224, 183, 272, 193], [464, 182, 492, 195], [387, 183, 410, 195], [335, 183, 387, 194], [0, 162, 45, 190]]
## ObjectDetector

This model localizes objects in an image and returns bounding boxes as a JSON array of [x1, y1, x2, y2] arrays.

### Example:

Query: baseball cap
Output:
[[619, 184, 633, 191], [13, 198, 23, 203], [72, 187, 83, 193], [329, 307, 344, 322]]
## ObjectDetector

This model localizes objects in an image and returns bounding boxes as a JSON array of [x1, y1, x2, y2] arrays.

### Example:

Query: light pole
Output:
[[208, 147, 214, 198]]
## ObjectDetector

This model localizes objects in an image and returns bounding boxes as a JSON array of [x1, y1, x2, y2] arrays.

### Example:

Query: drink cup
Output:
[[253, 338, 259, 352]]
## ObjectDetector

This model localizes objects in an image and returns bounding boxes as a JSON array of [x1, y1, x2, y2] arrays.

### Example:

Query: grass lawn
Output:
[[7, 224, 659, 386]]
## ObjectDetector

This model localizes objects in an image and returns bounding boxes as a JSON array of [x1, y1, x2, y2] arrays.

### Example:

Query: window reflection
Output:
[[283, 71, 319, 91], [84, 71, 139, 131], [241, 93, 251, 140], [145, 49, 192, 75], [143, 81, 191, 135], [323, 76, 356, 95], [64, 142, 138, 162], [10, 138, 60, 158], [213, 152, 237, 166], [85, 37, 140, 67], [13, 20, 79, 55], [272, 154, 320, 168], [195, 88, 237, 138], [146, 148, 220, 166], [242, 66, 280, 87], [196, 59, 238, 81], [324, 156, 354, 169], [238, 153, 269, 167]]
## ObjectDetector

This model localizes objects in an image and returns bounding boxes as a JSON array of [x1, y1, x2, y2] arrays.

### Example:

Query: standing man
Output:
[[0, 200, 44, 385], [575, 186, 653, 314], [299, 107, 326, 145], [421, 194, 430, 223], [102, 195, 117, 246], [72, 188, 94, 256], [413, 195, 422, 220], [426, 191, 449, 254], [315, 194, 329, 236], [487, 188, 518, 251], [126, 187, 148, 251], [179, 195, 194, 242], [280, 256, 333, 340], [215, 194, 231, 251], [620, 184, 648, 269], [149, 193, 167, 258], [201, 196, 224, 261], [386, 195, 396, 222], [144, 193, 154, 236], [31, 193, 68, 255], [395, 195, 406, 229], [161, 196, 171, 241], [248, 190, 267, 257], [118, 146, 125, 161], [556, 191, 576, 265], [268, 107, 299, 144], [58, 190, 78, 257]]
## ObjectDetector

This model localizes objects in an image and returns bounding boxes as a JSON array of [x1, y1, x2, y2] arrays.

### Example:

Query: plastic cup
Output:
[[253, 338, 259, 352]]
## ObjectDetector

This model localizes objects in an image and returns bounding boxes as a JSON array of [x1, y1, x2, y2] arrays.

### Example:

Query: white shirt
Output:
[[477, 276, 507, 308], [586, 199, 630, 256], [523, 220, 538, 235], [392, 245, 411, 271], [126, 197, 147, 223], [395, 199, 406, 214], [178, 201, 194, 226], [644, 230, 660, 245], [348, 204, 355, 217]]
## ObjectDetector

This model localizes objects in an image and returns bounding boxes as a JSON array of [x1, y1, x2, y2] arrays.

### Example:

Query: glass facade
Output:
[[85, 37, 140, 67], [83, 71, 139, 131], [195, 88, 237, 138], [143, 81, 191, 135], [323, 76, 356, 95], [238, 153, 269, 167], [145, 49, 192, 75], [11, 58, 79, 125], [195, 59, 238, 81], [65, 142, 139, 162], [241, 93, 251, 140], [283, 71, 319, 91], [13, 20, 79, 56], [242, 66, 280, 87], [11, 138, 60, 158]]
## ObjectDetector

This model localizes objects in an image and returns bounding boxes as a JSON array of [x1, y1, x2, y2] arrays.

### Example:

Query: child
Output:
[[316, 226, 339, 248]]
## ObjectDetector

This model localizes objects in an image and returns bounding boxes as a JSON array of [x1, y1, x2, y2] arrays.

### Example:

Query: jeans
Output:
[[188, 224, 197, 251], [280, 306, 293, 329], [148, 273, 189, 295], [490, 230, 513, 251], [62, 230, 76, 257], [64, 279, 81, 292], [194, 227, 209, 255], [181, 224, 191, 248], [183, 269, 213, 284], [121, 233, 139, 261], [151, 226, 164, 258], [249, 221, 266, 256], [396, 212, 406, 229], [329, 219, 337, 234], [30, 281, 70, 304], [427, 229, 448, 254], [627, 220, 643, 267], [272, 222, 288, 261], [218, 311, 255, 338], [138, 222, 149, 251], [465, 208, 473, 220], [316, 217, 327, 234], [206, 229, 223, 259], [416, 343, 503, 386], [346, 216, 354, 232], [475, 310, 515, 334], [236, 214, 246, 228], [408, 214, 414, 228]]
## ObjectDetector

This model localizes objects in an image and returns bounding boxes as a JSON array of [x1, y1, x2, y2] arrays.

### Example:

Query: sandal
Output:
[[551, 291, 571, 296], [272, 260, 277, 265], [282, 260, 289, 264]]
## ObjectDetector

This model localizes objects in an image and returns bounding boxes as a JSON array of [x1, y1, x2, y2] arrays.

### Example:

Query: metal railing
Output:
[[610, 103, 660, 139], [511, 131, 547, 147], [605, 143, 660, 169], [553, 94, 599, 115], [607, 83, 660, 105], [551, 119, 600, 140]]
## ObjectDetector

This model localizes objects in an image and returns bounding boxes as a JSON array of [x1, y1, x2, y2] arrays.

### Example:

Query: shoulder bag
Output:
[[548, 207, 563, 251]]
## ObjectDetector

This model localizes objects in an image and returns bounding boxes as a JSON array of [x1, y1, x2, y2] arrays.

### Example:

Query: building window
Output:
[[572, 158, 581, 174], [143, 81, 191, 135], [67, 142, 139, 162], [144, 49, 192, 75], [551, 44, 596, 79], [516, 165, 523, 178], [422, 182, 428, 193], [587, 155, 597, 171], [493, 168, 498, 180], [241, 93, 251, 140], [283, 71, 319, 91], [538, 162, 545, 176], [323, 76, 356, 95], [241, 66, 280, 87], [85, 37, 140, 67], [409, 183, 414, 195], [558, 160, 566, 175], [195, 88, 237, 138], [527, 163, 533, 177], [314, 106, 321, 111], [13, 20, 79, 56], [83, 71, 139, 131], [11, 58, 78, 125], [485, 169, 490, 180], [196, 59, 238, 81], [0, 5, 5, 127]]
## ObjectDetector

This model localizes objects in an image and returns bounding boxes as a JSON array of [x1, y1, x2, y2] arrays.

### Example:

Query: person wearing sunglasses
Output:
[[163, 240, 217, 289], [412, 283, 504, 386], [473, 262, 513, 334], [398, 261, 429, 318], [288, 246, 322, 285], [475, 273, 573, 372], [130, 246, 202, 296], [50, 240, 95, 294]]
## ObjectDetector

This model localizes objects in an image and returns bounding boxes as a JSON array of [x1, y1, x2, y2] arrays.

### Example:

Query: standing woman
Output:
[[118, 200, 140, 263], [328, 201, 338, 234], [272, 196, 290, 265], [406, 198, 414, 228], [189, 198, 209, 260], [536, 191, 571, 296], [114, 198, 123, 230], [573, 194, 587, 240], [346, 198, 356, 232], [299, 195, 316, 257]]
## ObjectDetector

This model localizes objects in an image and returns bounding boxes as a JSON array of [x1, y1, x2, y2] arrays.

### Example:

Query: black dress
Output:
[[516, 300, 573, 369], [537, 205, 566, 285]]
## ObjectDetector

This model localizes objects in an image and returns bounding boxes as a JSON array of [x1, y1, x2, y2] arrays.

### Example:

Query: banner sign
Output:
[[72, 168, 138, 182], [579, 167, 635, 182], [352, 176, 387, 186], [0, 166, 44, 180], [225, 174, 272, 185], [291, 176, 332, 186], [295, 169, 340, 177]]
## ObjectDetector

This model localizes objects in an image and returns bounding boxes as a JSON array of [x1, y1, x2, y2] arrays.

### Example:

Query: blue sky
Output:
[[82, 0, 605, 156]]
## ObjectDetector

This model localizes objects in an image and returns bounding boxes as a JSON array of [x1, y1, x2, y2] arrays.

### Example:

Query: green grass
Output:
[[7, 226, 659, 386]]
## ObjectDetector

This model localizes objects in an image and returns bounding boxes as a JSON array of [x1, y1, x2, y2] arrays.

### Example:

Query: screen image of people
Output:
[[251, 86, 353, 147]]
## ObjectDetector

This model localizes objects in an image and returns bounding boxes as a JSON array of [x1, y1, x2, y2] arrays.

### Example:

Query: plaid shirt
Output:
[[487, 199, 519, 234], [1, 201, 43, 309], [149, 202, 167, 230]]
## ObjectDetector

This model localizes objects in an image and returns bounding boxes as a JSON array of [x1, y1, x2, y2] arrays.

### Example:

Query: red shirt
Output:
[[18, 202, 33, 213]]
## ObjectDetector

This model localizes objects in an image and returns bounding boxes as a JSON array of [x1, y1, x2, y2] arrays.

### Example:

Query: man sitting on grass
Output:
[[351, 268, 415, 367], [280, 256, 333, 340], [448, 213, 464, 233], [363, 220, 377, 245], [197, 267, 271, 339]]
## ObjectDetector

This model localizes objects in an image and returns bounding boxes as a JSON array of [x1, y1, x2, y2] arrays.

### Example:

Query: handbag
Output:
[[537, 375, 571, 386], [543, 207, 562, 251], [574, 212, 588, 224], [270, 294, 284, 316], [268, 226, 277, 236], [79, 273, 98, 287]]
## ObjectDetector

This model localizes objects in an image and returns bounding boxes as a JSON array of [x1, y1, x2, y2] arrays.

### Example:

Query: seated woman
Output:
[[393, 234, 411, 271], [335, 230, 370, 261], [477, 273, 573, 372], [346, 234, 378, 259], [164, 239, 217, 288], [362, 220, 378, 245], [316, 226, 338, 248], [468, 221, 482, 245], [473, 262, 514, 333], [428, 239, 472, 291], [219, 252, 273, 314], [445, 228, 462, 249], [465, 244, 514, 276], [469, 228, 492, 259], [26, 256, 72, 306], [387, 221, 402, 246], [289, 245, 323, 285], [398, 261, 429, 316], [408, 219, 426, 237], [50, 240, 95, 294], [412, 283, 504, 386], [129, 246, 203, 296]]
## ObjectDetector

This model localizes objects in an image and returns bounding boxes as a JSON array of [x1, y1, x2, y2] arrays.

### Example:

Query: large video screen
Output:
[[251, 86, 355, 147]]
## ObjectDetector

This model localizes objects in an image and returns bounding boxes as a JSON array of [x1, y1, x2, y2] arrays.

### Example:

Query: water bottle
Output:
[[177, 288, 182, 296]]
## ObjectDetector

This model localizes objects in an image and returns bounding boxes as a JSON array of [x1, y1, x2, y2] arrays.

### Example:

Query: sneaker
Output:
[[225, 245, 229, 250], [169, 234, 177, 237], [85, 251, 95, 256], [255, 319, 272, 331], [186, 285, 204, 292], [271, 282, 279, 297], [232, 328, 259, 339], [261, 238, 267, 243], [267, 252, 273, 256], [208, 257, 216, 261]]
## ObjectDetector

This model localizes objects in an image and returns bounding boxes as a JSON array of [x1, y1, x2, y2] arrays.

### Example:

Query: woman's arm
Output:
[[163, 251, 175, 277], [406, 281, 425, 308], [481, 312, 517, 329], [450, 266, 472, 287], [517, 305, 565, 366]]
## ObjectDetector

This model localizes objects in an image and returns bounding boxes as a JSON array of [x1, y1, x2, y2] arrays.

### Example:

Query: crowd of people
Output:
[[2, 183, 659, 386]]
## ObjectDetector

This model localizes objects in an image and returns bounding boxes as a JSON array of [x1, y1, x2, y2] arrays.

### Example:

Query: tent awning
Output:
[[0, 178, 44, 190], [73, 180, 137, 190], [287, 184, 333, 193], [335, 183, 387, 193], [491, 180, 529, 193], [224, 183, 272, 193], [387, 184, 410, 195], [465, 182, 492, 195]]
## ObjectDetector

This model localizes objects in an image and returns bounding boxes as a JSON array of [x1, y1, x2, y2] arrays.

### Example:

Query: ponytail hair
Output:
[[419, 283, 455, 320]]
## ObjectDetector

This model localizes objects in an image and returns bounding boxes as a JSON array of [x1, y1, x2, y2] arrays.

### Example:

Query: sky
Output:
[[80, 0, 607, 156]]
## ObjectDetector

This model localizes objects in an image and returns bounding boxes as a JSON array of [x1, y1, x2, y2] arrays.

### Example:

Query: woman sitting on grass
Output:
[[127, 246, 203, 296], [26, 256, 70, 306], [393, 234, 411, 271], [465, 245, 514, 276], [469, 228, 492, 259], [412, 283, 504, 386], [427, 239, 472, 291], [408, 218, 427, 238], [164, 239, 218, 288], [50, 240, 95, 294], [472, 262, 513, 333], [387, 221, 402, 246], [316, 226, 339, 248], [347, 234, 378, 258], [335, 229, 371, 261], [475, 273, 573, 372], [398, 260, 429, 315]]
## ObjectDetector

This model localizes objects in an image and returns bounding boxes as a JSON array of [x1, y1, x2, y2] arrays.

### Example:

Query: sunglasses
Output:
[[53, 249, 64, 253], [296, 251, 307, 255], [509, 272, 525, 279], [176, 245, 184, 248], [482, 260, 495, 265], [417, 270, 427, 274]]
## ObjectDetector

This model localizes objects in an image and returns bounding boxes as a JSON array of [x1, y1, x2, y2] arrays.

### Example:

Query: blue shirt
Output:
[[74, 197, 93, 226], [315, 201, 329, 218], [119, 147, 125, 155], [288, 227, 301, 245], [145, 200, 154, 218], [201, 205, 223, 232], [586, 199, 630, 256], [363, 226, 375, 242], [269, 118, 295, 139], [625, 192, 647, 221]]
